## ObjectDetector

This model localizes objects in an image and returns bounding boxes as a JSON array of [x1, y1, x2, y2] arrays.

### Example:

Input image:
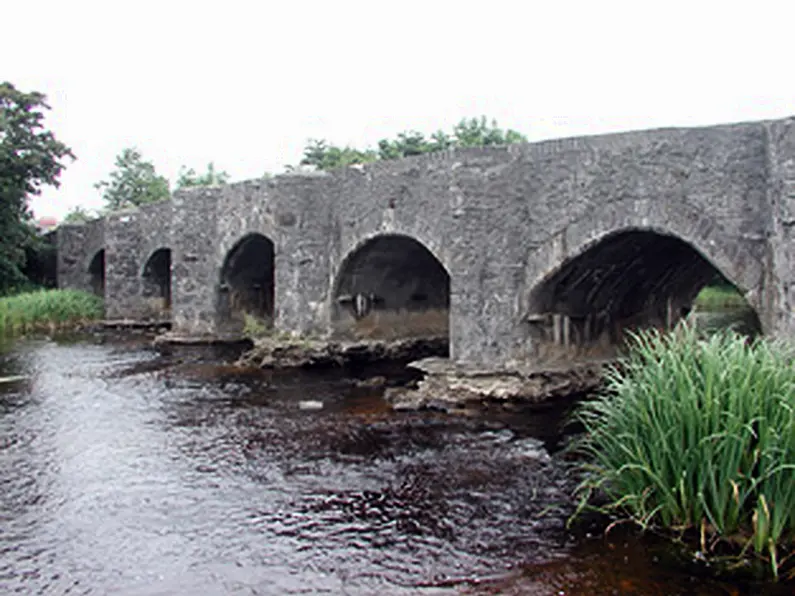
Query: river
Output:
[[0, 333, 788, 595]]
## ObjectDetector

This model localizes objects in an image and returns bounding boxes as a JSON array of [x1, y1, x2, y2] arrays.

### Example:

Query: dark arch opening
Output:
[[218, 234, 274, 332], [88, 249, 105, 297], [332, 234, 450, 342], [524, 230, 761, 362], [142, 248, 171, 317]]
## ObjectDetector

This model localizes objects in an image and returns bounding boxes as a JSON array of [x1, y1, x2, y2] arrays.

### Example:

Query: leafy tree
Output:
[[95, 147, 169, 211], [62, 205, 97, 224], [299, 139, 377, 170], [0, 82, 74, 293], [175, 162, 230, 190], [297, 117, 526, 171], [452, 116, 526, 147]]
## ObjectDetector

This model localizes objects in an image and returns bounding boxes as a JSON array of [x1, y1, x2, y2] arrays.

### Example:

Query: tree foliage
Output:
[[298, 117, 527, 171], [0, 82, 74, 293], [62, 205, 98, 224], [298, 140, 377, 171], [175, 162, 230, 190], [95, 147, 170, 211]]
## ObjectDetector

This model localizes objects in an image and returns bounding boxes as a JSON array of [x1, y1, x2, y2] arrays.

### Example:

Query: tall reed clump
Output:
[[573, 325, 795, 580], [0, 289, 103, 336]]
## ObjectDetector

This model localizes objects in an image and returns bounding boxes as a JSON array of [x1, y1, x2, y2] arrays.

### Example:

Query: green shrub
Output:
[[573, 325, 795, 579], [693, 284, 748, 310], [0, 289, 103, 336]]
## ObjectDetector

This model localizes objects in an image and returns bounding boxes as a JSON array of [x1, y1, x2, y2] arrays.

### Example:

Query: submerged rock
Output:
[[299, 400, 324, 411]]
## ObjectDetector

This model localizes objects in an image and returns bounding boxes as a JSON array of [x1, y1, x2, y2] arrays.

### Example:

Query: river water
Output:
[[0, 333, 788, 595]]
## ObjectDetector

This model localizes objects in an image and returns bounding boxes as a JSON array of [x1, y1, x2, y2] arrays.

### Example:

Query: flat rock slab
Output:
[[386, 358, 609, 411], [153, 332, 253, 348], [101, 319, 172, 330], [236, 336, 448, 369]]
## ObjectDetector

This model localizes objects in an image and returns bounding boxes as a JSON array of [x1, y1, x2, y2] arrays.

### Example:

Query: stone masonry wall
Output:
[[767, 117, 795, 338], [104, 201, 173, 319], [56, 218, 105, 294]]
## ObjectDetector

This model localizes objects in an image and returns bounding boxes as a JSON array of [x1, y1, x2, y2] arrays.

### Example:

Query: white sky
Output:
[[4, 0, 794, 220]]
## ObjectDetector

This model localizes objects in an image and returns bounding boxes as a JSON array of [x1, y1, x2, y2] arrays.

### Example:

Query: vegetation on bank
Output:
[[0, 289, 103, 336], [693, 284, 748, 310], [1, 82, 74, 294], [573, 326, 795, 580]]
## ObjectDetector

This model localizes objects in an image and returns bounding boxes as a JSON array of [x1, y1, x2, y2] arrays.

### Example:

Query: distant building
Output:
[[36, 216, 58, 232]]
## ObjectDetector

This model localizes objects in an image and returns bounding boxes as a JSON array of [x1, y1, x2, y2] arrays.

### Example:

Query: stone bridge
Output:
[[57, 116, 795, 368]]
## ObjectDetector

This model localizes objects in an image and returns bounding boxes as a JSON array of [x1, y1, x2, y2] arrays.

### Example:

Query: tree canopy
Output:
[[298, 117, 527, 171], [62, 205, 98, 224], [0, 82, 74, 293], [95, 147, 170, 211], [175, 162, 230, 190]]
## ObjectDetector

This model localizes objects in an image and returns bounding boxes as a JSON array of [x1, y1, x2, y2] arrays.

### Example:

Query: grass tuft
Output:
[[572, 324, 795, 580], [0, 289, 103, 336]]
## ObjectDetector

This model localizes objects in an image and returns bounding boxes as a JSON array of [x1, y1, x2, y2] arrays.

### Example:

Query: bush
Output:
[[0, 289, 103, 336], [573, 325, 795, 579], [693, 285, 748, 310]]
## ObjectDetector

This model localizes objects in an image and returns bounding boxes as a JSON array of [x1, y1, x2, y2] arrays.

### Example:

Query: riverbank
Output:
[[0, 289, 103, 336], [573, 327, 795, 581]]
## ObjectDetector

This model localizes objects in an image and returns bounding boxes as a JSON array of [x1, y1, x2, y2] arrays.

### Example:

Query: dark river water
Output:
[[0, 333, 788, 595]]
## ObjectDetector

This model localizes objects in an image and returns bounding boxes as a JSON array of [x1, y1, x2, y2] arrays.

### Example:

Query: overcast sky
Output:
[[5, 0, 794, 220]]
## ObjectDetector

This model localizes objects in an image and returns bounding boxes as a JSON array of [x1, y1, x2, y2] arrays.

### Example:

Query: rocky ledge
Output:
[[235, 336, 448, 369], [385, 357, 607, 411]]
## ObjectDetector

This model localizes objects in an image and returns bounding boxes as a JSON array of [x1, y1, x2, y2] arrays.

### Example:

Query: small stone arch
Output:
[[88, 249, 105, 297], [141, 248, 171, 317], [217, 233, 275, 332], [330, 233, 450, 341], [520, 204, 766, 363]]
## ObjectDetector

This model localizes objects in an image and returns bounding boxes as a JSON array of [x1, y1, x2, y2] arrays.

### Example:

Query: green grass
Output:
[[572, 325, 795, 580], [693, 284, 748, 310], [0, 289, 104, 336], [241, 312, 272, 338]]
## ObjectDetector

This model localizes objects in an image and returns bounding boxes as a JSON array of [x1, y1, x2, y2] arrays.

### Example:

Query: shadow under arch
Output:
[[88, 249, 105, 297], [217, 233, 274, 332], [141, 248, 171, 317], [522, 228, 762, 363], [331, 234, 450, 342]]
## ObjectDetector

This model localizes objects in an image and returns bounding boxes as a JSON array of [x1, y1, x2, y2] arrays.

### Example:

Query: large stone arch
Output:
[[141, 247, 171, 317], [519, 199, 767, 362], [216, 233, 275, 332], [330, 233, 450, 341]]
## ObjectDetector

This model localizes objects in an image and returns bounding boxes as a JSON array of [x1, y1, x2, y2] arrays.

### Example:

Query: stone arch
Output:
[[141, 248, 171, 316], [88, 249, 105, 297], [217, 233, 275, 332], [520, 202, 766, 362], [331, 233, 450, 341]]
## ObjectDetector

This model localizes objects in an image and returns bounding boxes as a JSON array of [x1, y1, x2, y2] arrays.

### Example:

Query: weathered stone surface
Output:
[[57, 218, 104, 293], [56, 116, 795, 371], [385, 357, 605, 411], [236, 336, 448, 369]]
